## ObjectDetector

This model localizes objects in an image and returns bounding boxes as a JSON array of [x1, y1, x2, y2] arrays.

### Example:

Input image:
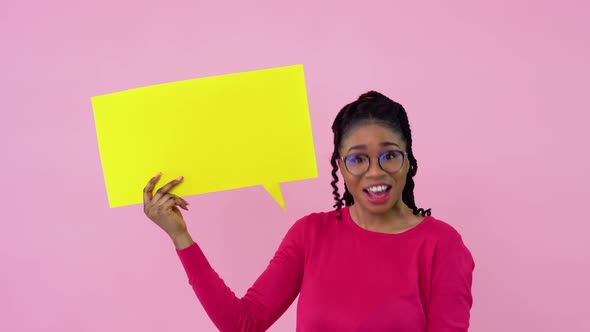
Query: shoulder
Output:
[[277, 209, 341, 252], [425, 216, 468, 241], [424, 215, 475, 265], [286, 209, 342, 238], [423, 215, 468, 247], [292, 208, 341, 227], [296, 209, 341, 225]]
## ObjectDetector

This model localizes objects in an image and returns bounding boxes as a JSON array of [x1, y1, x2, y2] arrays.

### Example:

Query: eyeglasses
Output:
[[341, 150, 406, 176]]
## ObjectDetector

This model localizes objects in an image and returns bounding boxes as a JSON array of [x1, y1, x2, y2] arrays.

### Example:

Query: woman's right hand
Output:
[[143, 173, 193, 247]]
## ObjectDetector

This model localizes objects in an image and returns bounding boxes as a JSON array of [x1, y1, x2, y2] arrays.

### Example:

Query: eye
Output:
[[381, 151, 403, 161], [345, 154, 368, 164]]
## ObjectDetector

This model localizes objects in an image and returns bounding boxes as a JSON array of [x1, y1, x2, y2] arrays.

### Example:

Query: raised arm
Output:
[[143, 173, 304, 332], [176, 219, 304, 332]]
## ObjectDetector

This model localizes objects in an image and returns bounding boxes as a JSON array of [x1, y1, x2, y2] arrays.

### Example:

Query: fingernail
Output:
[[177, 176, 183, 181]]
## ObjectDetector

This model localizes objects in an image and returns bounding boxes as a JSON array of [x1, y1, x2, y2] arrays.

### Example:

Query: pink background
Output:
[[1, 0, 589, 331]]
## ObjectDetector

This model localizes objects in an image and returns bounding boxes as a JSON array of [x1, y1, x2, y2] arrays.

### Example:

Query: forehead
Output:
[[340, 123, 405, 150]]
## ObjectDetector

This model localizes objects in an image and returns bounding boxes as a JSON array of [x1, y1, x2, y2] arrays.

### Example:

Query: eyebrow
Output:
[[347, 142, 400, 153]]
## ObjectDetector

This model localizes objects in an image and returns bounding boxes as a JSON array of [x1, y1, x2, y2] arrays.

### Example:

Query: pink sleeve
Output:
[[427, 235, 475, 332], [176, 219, 305, 332]]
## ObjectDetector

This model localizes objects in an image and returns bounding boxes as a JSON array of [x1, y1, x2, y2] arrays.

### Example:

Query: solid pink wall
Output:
[[1, 0, 589, 331]]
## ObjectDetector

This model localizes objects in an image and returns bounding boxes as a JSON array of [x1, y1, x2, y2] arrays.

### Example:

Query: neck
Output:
[[350, 200, 416, 233]]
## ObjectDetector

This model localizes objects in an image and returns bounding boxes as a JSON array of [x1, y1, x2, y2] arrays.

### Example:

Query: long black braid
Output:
[[330, 91, 432, 218]]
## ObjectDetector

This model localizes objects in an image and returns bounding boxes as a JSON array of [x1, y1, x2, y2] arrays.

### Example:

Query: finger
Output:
[[146, 194, 175, 217], [152, 176, 184, 202], [171, 205, 183, 216], [170, 197, 189, 211], [143, 172, 162, 204], [177, 197, 189, 211], [153, 193, 174, 206], [174, 195, 190, 209], [157, 195, 185, 212], [153, 193, 188, 210]]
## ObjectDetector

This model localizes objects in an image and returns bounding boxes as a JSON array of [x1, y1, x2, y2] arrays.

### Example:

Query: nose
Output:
[[365, 157, 386, 178]]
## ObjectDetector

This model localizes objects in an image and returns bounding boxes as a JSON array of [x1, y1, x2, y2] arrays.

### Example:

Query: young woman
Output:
[[143, 91, 475, 331]]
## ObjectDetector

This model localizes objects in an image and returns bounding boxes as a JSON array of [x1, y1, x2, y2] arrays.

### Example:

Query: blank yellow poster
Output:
[[91, 64, 317, 209]]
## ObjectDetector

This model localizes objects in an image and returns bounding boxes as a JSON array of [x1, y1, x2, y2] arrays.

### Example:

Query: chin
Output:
[[358, 200, 396, 215]]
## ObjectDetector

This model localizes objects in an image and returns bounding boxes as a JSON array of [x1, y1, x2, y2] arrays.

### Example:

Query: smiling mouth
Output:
[[363, 185, 392, 194], [362, 185, 393, 204]]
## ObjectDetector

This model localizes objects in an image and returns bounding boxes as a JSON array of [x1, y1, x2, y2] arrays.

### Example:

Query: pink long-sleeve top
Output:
[[176, 207, 475, 331]]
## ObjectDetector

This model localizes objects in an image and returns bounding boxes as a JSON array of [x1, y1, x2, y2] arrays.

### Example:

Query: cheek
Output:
[[336, 160, 351, 182], [394, 170, 408, 188], [338, 168, 359, 190], [399, 161, 411, 181], [341, 171, 355, 188]]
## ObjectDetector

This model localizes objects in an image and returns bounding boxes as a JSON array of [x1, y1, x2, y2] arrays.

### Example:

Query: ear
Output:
[[336, 158, 347, 177]]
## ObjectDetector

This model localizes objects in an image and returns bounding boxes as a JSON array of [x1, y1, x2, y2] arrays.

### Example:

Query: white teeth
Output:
[[367, 185, 388, 193]]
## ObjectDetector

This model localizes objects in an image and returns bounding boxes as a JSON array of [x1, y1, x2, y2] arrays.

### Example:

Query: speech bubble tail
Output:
[[263, 183, 286, 211]]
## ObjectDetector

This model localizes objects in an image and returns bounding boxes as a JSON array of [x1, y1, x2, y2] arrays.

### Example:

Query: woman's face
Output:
[[337, 123, 409, 215]]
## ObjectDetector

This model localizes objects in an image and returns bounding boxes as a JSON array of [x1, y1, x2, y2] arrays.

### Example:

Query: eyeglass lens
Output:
[[344, 151, 404, 175]]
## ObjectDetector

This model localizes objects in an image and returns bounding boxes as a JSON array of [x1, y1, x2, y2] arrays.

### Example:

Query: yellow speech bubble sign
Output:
[[91, 64, 317, 209]]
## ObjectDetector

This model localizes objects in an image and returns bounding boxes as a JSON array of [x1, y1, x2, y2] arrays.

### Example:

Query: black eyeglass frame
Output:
[[340, 150, 407, 176]]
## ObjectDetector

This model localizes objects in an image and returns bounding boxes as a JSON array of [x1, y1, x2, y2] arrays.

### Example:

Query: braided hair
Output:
[[330, 91, 431, 218]]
